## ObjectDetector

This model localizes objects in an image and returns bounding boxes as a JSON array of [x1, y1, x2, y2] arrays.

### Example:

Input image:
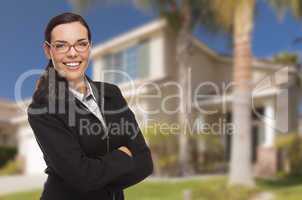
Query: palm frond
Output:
[[209, 0, 238, 30], [68, 0, 125, 13], [269, 0, 302, 20], [68, 0, 95, 13], [132, 0, 183, 31], [191, 0, 232, 35], [290, 0, 302, 18]]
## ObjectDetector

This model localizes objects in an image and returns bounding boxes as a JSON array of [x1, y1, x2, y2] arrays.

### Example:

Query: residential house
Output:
[[91, 19, 301, 176]]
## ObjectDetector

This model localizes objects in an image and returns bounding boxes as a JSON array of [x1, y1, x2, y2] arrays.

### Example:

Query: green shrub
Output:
[[143, 123, 179, 176], [143, 123, 227, 175], [276, 133, 302, 176], [0, 146, 17, 168], [192, 133, 227, 173], [191, 178, 260, 200], [0, 158, 23, 176]]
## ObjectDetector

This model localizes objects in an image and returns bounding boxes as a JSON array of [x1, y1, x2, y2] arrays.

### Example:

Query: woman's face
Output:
[[44, 22, 90, 83]]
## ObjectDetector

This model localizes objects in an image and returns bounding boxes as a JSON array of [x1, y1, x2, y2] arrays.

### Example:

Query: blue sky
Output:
[[1, 0, 301, 101]]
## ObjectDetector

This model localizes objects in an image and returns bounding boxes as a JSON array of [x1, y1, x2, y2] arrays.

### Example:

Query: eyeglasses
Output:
[[45, 40, 91, 53]]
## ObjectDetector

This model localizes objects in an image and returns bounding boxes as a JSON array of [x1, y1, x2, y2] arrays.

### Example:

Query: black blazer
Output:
[[27, 76, 153, 200]]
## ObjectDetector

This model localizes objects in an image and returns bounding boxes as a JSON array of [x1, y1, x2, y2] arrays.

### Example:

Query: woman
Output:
[[27, 12, 153, 200]]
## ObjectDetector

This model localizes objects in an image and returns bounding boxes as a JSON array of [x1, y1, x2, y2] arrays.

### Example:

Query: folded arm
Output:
[[105, 85, 154, 191], [27, 104, 134, 193]]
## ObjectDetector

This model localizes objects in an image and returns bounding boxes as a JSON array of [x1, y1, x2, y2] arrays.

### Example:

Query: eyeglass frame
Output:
[[44, 40, 92, 54]]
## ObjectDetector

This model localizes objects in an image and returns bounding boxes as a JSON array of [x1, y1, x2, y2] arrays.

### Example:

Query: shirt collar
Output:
[[68, 77, 97, 102]]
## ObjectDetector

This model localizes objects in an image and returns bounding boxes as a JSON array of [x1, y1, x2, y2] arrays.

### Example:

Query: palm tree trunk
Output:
[[177, 0, 194, 176], [229, 0, 255, 186]]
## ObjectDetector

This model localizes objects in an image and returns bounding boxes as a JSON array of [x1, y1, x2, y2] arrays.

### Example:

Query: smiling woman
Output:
[[43, 18, 91, 92], [27, 12, 153, 200]]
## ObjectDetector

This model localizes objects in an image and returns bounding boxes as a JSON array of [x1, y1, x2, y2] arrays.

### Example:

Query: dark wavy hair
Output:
[[32, 12, 92, 105]]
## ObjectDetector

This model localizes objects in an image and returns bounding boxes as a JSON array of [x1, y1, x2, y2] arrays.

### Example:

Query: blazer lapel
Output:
[[85, 75, 115, 129]]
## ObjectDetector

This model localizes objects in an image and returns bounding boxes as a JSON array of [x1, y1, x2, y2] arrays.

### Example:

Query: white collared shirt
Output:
[[69, 78, 107, 131]]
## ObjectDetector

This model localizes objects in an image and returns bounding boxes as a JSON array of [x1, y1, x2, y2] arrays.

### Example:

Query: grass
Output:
[[257, 175, 302, 200], [0, 190, 41, 200], [1, 176, 302, 200], [0, 160, 22, 176], [125, 179, 207, 200], [0, 179, 205, 200]]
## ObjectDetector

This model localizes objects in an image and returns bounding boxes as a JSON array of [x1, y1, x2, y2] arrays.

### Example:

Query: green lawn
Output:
[[0, 176, 302, 200], [257, 176, 302, 200]]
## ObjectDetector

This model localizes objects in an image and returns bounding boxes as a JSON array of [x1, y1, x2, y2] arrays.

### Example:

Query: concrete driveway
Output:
[[0, 174, 47, 196]]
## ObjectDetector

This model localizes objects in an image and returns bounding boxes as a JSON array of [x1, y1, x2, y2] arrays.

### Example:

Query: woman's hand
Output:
[[118, 146, 132, 157]]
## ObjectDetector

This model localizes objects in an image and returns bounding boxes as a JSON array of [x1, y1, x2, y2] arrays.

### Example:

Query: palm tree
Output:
[[269, 0, 302, 19], [206, 0, 256, 187], [217, 0, 302, 186]]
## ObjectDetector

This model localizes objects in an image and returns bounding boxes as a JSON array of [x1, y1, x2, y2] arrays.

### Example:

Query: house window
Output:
[[103, 52, 123, 83], [102, 40, 150, 84]]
